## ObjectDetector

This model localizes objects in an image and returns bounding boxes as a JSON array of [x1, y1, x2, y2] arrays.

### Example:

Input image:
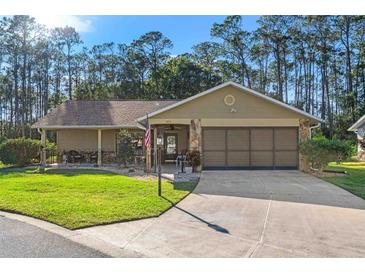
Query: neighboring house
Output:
[[348, 114, 365, 160], [32, 81, 322, 170]]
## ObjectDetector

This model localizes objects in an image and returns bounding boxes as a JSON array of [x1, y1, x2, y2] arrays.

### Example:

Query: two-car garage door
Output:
[[202, 127, 298, 170]]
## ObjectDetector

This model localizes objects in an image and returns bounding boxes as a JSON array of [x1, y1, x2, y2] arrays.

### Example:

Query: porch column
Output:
[[299, 119, 311, 172], [146, 146, 151, 173], [40, 129, 47, 166], [189, 119, 202, 171], [153, 127, 158, 173], [97, 129, 102, 166]]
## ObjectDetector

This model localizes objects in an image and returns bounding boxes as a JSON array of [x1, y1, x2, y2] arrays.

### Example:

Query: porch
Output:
[[150, 124, 189, 170], [39, 127, 144, 166], [38, 119, 202, 173], [147, 120, 202, 172]]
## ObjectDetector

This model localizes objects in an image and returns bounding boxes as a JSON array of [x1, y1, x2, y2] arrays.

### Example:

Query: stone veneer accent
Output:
[[189, 119, 202, 171], [358, 138, 365, 160], [299, 118, 311, 171]]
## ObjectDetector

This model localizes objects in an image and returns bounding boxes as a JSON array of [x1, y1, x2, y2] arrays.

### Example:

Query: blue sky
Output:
[[35, 15, 260, 55]]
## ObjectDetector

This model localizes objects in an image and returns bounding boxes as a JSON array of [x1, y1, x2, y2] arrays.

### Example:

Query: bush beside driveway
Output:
[[0, 168, 196, 229]]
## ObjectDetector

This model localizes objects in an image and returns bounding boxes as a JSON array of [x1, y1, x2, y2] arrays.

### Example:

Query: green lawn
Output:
[[324, 161, 365, 200], [0, 168, 196, 229]]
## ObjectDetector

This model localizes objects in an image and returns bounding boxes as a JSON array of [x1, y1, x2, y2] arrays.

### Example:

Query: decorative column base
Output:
[[358, 139, 365, 160], [298, 119, 311, 172], [189, 119, 202, 171]]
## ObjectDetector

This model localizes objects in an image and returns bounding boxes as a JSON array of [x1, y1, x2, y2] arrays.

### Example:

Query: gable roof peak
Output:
[[137, 81, 323, 123], [348, 114, 365, 131]]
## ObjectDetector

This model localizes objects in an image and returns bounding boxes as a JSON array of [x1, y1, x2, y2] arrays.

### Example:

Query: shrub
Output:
[[0, 135, 7, 144], [186, 150, 201, 172], [116, 129, 136, 167], [299, 137, 353, 171], [0, 138, 40, 166], [329, 138, 354, 164], [0, 138, 56, 167]]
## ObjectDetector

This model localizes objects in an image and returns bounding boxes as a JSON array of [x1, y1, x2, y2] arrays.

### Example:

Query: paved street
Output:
[[0, 216, 109, 258]]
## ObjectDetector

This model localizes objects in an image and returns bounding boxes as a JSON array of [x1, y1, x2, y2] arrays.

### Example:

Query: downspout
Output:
[[309, 123, 321, 139]]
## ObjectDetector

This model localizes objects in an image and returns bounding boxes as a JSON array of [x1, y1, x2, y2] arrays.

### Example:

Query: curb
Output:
[[0, 210, 144, 258]]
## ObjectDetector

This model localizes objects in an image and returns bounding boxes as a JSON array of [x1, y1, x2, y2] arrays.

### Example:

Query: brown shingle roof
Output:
[[32, 100, 180, 129]]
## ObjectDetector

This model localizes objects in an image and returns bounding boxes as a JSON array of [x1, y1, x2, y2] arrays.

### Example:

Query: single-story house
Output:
[[32, 81, 322, 171], [348, 114, 365, 160]]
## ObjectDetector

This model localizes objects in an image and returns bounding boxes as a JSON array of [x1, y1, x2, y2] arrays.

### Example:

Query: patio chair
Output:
[[176, 150, 188, 172], [68, 150, 82, 164], [90, 151, 98, 164]]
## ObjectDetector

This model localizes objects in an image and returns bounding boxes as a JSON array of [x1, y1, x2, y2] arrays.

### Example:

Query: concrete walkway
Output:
[[79, 171, 365, 257]]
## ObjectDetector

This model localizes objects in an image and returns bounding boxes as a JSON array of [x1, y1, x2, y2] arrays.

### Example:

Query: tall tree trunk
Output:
[[67, 45, 72, 100]]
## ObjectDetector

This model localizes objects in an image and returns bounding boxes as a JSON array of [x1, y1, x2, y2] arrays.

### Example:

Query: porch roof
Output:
[[32, 100, 179, 129]]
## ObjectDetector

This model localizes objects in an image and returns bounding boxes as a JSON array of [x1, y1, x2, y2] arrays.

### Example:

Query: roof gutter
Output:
[[31, 125, 140, 130], [136, 121, 146, 130]]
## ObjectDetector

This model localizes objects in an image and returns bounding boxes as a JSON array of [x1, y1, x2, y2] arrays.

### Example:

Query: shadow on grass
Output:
[[161, 195, 230, 235]]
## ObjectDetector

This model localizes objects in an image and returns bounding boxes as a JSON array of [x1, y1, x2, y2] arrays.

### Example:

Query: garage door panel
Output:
[[251, 151, 273, 167], [251, 129, 273, 150], [227, 151, 250, 166], [203, 127, 298, 169], [204, 151, 226, 167], [275, 151, 297, 167], [227, 129, 249, 150], [275, 128, 298, 150], [203, 129, 225, 150]]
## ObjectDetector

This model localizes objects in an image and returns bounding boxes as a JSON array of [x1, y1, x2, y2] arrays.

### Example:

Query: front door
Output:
[[164, 133, 178, 162]]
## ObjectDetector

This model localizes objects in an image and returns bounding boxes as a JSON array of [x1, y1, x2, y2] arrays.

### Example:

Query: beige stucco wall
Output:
[[151, 85, 311, 125], [175, 126, 188, 152], [148, 85, 319, 170], [57, 129, 120, 152]]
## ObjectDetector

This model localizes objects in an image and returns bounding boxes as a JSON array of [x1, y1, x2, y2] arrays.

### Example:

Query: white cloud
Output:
[[33, 15, 94, 33]]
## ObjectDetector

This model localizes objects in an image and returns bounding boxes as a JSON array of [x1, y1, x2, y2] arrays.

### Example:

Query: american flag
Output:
[[144, 115, 151, 149]]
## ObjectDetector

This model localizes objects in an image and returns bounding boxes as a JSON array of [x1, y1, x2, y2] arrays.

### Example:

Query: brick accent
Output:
[[298, 119, 311, 171], [358, 139, 365, 160], [189, 119, 202, 171]]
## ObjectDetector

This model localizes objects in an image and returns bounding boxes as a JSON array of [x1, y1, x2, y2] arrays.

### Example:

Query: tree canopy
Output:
[[0, 15, 365, 141]]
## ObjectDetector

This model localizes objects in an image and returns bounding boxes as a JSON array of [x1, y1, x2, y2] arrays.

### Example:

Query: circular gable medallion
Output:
[[224, 94, 236, 106]]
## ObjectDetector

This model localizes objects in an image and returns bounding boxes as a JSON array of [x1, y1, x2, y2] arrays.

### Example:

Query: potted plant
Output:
[[186, 150, 201, 172]]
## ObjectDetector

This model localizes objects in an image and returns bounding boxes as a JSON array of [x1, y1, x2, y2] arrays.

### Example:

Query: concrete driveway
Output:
[[79, 171, 365, 257]]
